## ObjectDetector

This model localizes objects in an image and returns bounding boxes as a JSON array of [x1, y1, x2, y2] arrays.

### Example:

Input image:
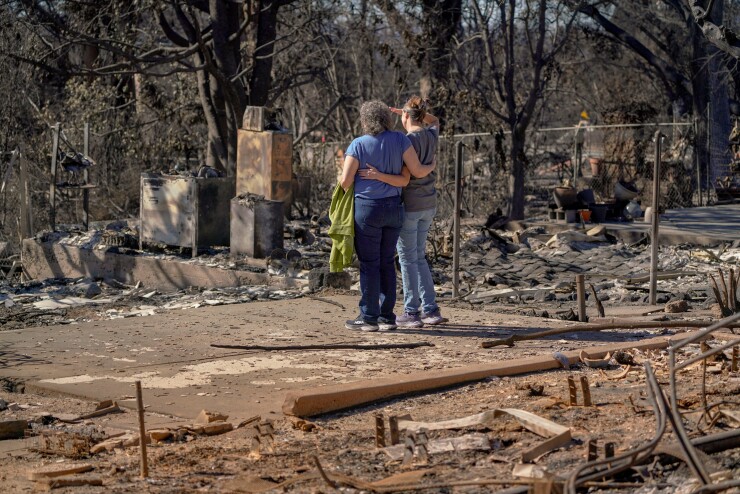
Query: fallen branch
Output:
[[480, 320, 740, 348], [78, 403, 122, 420], [304, 294, 345, 310], [211, 342, 434, 351], [38, 477, 103, 489], [589, 284, 605, 318]]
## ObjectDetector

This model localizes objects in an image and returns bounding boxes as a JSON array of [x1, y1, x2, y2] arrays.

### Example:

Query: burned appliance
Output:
[[139, 173, 235, 256]]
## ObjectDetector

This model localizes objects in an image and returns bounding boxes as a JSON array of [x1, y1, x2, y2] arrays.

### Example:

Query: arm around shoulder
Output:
[[403, 147, 435, 178]]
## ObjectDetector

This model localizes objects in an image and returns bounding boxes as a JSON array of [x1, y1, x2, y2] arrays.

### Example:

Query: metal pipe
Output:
[[670, 312, 740, 350], [452, 141, 463, 298], [649, 131, 663, 305], [669, 346, 712, 484], [135, 381, 149, 478], [576, 274, 587, 322], [565, 363, 667, 493], [574, 141, 582, 188], [676, 337, 740, 370], [695, 117, 702, 207]]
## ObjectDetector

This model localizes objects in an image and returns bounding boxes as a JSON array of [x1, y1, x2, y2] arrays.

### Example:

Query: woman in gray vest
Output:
[[357, 96, 447, 327]]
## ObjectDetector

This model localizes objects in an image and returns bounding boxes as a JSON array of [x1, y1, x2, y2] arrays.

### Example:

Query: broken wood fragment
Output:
[[304, 294, 345, 309], [567, 377, 577, 406], [27, 464, 94, 481], [398, 407, 571, 462], [375, 414, 386, 448], [148, 429, 174, 443], [384, 433, 490, 460], [389, 416, 400, 445], [587, 439, 598, 461], [78, 403, 121, 420], [38, 476, 103, 490], [32, 430, 96, 458], [195, 410, 229, 425], [623, 271, 698, 284], [522, 431, 571, 462], [580, 376, 592, 407], [589, 283, 605, 318]]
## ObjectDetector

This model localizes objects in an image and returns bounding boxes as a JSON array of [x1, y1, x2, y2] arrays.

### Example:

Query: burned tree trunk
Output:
[[508, 130, 527, 220]]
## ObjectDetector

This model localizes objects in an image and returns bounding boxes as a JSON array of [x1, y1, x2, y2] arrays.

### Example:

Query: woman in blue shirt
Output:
[[339, 101, 436, 332], [358, 96, 446, 327]]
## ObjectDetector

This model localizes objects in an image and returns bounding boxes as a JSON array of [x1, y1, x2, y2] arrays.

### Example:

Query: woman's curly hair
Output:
[[359, 100, 392, 135]]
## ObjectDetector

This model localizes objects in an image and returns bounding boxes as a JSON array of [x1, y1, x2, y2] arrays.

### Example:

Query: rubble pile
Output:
[[7, 215, 740, 330], [0, 277, 303, 330]]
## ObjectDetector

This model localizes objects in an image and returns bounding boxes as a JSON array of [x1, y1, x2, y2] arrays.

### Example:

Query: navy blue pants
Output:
[[354, 196, 404, 324]]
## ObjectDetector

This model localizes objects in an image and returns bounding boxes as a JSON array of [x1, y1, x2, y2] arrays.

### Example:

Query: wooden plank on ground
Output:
[[282, 332, 699, 417], [27, 464, 94, 480]]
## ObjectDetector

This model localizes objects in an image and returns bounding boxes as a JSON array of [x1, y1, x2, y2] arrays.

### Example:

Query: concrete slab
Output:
[[21, 239, 305, 292], [0, 295, 704, 422]]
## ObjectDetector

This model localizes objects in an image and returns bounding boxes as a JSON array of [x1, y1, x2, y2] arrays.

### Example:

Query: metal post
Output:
[[452, 141, 463, 298], [574, 125, 584, 188], [649, 131, 663, 306], [576, 274, 587, 322], [83, 122, 90, 231], [574, 142, 582, 189], [135, 381, 149, 478], [18, 148, 32, 239], [694, 117, 702, 207], [49, 123, 60, 231]]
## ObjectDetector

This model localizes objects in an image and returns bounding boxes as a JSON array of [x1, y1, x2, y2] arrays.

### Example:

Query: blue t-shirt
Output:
[[346, 131, 412, 199]]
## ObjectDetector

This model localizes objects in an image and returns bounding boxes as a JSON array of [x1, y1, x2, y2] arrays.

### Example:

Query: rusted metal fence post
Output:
[[135, 381, 149, 478], [452, 141, 463, 298], [649, 131, 664, 306]]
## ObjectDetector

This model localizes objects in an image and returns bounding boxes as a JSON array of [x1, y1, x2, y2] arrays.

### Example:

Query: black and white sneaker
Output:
[[345, 319, 379, 332]]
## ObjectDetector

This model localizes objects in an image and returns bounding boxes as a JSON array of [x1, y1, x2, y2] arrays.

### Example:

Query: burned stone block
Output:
[[325, 271, 351, 290], [308, 267, 351, 291], [309, 267, 328, 291]]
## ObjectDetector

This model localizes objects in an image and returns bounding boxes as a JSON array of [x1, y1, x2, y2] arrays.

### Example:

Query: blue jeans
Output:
[[354, 196, 404, 323], [396, 207, 438, 315]]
